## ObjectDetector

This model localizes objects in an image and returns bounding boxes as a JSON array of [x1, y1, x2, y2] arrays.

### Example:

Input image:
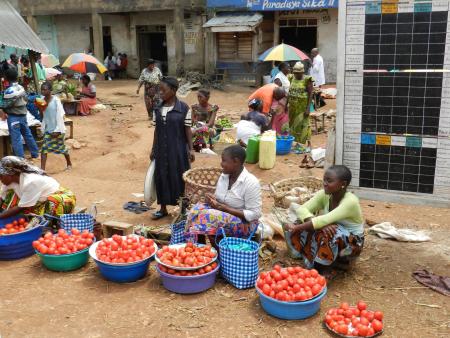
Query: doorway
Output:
[[102, 26, 112, 57], [279, 18, 318, 57], [137, 25, 168, 74]]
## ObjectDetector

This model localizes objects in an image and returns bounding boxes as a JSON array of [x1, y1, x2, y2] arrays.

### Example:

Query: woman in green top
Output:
[[285, 165, 364, 275], [288, 62, 313, 145]]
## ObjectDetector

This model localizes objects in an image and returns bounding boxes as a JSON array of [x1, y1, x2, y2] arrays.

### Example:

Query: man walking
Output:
[[310, 48, 325, 87], [0, 68, 39, 159]]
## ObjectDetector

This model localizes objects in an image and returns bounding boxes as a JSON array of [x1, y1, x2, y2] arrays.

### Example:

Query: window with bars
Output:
[[279, 18, 318, 27]]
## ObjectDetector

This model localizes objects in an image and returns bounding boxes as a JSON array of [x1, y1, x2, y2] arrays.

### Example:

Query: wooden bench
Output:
[[64, 118, 73, 139]]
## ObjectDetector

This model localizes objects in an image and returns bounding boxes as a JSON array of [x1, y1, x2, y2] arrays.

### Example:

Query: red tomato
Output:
[[262, 284, 271, 296], [371, 319, 383, 332], [374, 311, 384, 321], [357, 324, 368, 337], [340, 302, 350, 310], [337, 324, 348, 335], [273, 264, 281, 272], [367, 327, 375, 336], [312, 284, 322, 296], [357, 300, 368, 311]]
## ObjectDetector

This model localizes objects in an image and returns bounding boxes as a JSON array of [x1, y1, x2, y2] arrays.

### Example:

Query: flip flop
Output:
[[152, 211, 168, 220]]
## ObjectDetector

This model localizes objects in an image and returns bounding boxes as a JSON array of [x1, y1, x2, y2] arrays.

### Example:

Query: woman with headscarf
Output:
[[273, 62, 291, 93], [137, 59, 163, 120], [150, 77, 194, 220], [0, 156, 76, 218], [288, 62, 313, 145]]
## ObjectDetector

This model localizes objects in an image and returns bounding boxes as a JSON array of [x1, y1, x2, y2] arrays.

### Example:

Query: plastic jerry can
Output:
[[246, 136, 260, 164], [259, 131, 276, 169]]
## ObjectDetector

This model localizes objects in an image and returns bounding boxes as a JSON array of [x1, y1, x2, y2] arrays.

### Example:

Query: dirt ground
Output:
[[0, 80, 449, 338]]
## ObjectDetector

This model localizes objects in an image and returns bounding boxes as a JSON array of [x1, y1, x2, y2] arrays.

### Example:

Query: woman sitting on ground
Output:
[[191, 89, 219, 152], [185, 145, 262, 246], [0, 156, 76, 218], [285, 165, 364, 278], [78, 75, 97, 116]]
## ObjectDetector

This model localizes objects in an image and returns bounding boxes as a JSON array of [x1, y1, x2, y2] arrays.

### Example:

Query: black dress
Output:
[[153, 99, 191, 206]]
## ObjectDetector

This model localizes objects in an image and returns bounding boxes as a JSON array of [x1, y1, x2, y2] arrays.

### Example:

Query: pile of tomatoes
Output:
[[0, 217, 29, 235], [324, 301, 384, 337], [156, 242, 217, 269], [33, 229, 94, 255], [95, 235, 156, 264], [256, 265, 326, 302], [158, 261, 218, 276]]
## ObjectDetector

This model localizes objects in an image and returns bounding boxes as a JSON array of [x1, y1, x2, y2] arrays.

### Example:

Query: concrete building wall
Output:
[[54, 15, 91, 61]]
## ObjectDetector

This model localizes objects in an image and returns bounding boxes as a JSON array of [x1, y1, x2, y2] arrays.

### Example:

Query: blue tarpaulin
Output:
[[207, 0, 338, 11]]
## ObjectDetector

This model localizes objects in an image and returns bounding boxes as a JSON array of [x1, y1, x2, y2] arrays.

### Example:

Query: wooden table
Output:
[[63, 100, 81, 116]]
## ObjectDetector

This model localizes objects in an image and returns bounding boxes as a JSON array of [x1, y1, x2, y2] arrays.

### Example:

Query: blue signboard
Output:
[[207, 0, 338, 10]]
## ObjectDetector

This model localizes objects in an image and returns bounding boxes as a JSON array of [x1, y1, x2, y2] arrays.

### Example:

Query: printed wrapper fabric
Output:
[[286, 225, 364, 268], [186, 203, 258, 238], [41, 133, 68, 154], [1, 187, 76, 217]]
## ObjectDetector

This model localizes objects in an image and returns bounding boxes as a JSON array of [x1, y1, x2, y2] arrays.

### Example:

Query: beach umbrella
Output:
[[61, 53, 107, 74], [258, 43, 310, 62], [45, 67, 61, 80], [41, 54, 60, 68]]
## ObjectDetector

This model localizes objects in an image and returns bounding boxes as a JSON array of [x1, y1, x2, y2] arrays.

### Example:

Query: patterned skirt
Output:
[[41, 132, 68, 154], [286, 225, 364, 268], [186, 203, 257, 238], [1, 187, 76, 217]]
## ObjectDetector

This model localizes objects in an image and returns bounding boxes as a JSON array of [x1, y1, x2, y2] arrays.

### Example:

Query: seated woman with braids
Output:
[[285, 165, 364, 278], [0, 156, 76, 218]]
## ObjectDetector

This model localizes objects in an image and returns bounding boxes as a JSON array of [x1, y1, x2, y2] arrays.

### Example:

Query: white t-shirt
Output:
[[0, 173, 60, 208], [310, 54, 325, 86], [274, 72, 290, 93], [236, 120, 261, 145]]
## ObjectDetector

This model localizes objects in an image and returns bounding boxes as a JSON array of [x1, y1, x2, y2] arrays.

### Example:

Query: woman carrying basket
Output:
[[0, 156, 76, 218], [185, 145, 262, 245]]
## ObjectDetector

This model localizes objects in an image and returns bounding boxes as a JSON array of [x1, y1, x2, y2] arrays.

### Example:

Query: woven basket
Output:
[[270, 176, 323, 208], [183, 167, 222, 205]]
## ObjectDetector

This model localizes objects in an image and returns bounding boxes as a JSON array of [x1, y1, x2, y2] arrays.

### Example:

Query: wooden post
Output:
[[174, 0, 185, 76], [91, 12, 104, 62], [28, 50, 40, 94]]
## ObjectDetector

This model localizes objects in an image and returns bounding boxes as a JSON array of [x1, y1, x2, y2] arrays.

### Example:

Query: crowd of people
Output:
[[104, 52, 128, 81]]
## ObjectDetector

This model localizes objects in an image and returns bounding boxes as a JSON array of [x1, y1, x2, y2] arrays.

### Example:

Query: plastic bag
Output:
[[259, 214, 282, 239], [144, 161, 157, 206]]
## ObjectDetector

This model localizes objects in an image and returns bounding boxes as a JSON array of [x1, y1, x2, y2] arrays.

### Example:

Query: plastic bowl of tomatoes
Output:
[[155, 242, 218, 270], [89, 234, 157, 283], [255, 265, 328, 320], [323, 301, 384, 337], [34, 228, 95, 272], [0, 215, 47, 260], [156, 261, 220, 294]]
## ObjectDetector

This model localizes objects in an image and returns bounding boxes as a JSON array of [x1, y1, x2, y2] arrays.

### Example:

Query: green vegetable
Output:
[[216, 118, 233, 129]]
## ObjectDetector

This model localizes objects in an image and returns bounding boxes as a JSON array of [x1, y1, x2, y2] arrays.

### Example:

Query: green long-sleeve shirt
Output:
[[296, 190, 364, 235]]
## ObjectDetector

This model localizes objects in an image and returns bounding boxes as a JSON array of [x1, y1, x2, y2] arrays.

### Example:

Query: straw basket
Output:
[[269, 176, 323, 208], [183, 167, 222, 205]]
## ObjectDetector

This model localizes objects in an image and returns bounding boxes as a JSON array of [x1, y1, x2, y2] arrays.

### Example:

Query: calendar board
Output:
[[336, 0, 450, 206]]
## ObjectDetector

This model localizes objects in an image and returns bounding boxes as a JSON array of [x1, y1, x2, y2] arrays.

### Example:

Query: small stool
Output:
[[310, 111, 326, 135], [64, 118, 73, 139], [102, 221, 134, 238]]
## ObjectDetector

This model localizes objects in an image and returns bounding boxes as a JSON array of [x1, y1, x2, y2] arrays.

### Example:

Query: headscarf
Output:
[[0, 156, 46, 176]]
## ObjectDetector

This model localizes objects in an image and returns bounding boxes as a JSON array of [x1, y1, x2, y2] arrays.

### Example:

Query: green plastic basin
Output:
[[36, 247, 90, 272]]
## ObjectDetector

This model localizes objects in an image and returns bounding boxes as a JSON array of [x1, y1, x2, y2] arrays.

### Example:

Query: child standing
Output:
[[39, 81, 72, 171]]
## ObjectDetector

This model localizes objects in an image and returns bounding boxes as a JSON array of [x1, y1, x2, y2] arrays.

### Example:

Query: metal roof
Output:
[[203, 12, 263, 32], [0, 1, 48, 54]]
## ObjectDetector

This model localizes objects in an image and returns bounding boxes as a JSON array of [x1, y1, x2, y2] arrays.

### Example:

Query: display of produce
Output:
[[256, 265, 326, 302], [0, 217, 30, 235], [156, 242, 217, 270], [324, 301, 384, 337], [216, 117, 233, 129], [33, 229, 94, 255], [158, 262, 218, 276], [95, 234, 156, 264]]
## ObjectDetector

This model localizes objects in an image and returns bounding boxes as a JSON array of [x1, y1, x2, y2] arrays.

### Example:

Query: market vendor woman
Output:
[[286, 165, 364, 278], [0, 156, 76, 218], [186, 145, 262, 243]]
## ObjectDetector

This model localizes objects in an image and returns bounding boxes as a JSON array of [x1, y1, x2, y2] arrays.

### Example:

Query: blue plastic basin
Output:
[[256, 286, 327, 320], [276, 136, 295, 155], [0, 215, 44, 260]]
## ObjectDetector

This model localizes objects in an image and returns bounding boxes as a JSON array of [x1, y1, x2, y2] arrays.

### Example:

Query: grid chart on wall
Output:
[[343, 0, 450, 198]]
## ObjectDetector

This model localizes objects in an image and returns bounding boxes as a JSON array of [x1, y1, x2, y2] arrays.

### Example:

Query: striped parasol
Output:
[[258, 43, 310, 62], [41, 54, 60, 68], [61, 53, 107, 74]]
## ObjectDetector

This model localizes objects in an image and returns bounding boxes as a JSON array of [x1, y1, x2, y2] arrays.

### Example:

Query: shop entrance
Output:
[[137, 25, 168, 74], [279, 18, 318, 57]]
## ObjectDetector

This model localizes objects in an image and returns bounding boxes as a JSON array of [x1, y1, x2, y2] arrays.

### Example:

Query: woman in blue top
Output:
[[39, 82, 72, 171]]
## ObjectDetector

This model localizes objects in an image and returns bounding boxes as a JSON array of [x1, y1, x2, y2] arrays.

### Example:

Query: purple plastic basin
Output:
[[156, 264, 220, 294]]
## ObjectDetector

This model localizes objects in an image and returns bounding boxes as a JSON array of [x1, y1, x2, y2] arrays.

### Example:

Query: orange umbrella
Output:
[[62, 53, 107, 74]]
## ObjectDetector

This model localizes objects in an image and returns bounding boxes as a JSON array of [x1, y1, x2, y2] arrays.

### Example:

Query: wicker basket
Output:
[[183, 167, 222, 205], [270, 176, 323, 208]]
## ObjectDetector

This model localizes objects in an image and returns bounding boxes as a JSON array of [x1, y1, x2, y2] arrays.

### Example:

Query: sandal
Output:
[[151, 210, 168, 220]]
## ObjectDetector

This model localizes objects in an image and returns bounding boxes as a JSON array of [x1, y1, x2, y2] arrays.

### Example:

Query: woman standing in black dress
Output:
[[150, 77, 195, 219]]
